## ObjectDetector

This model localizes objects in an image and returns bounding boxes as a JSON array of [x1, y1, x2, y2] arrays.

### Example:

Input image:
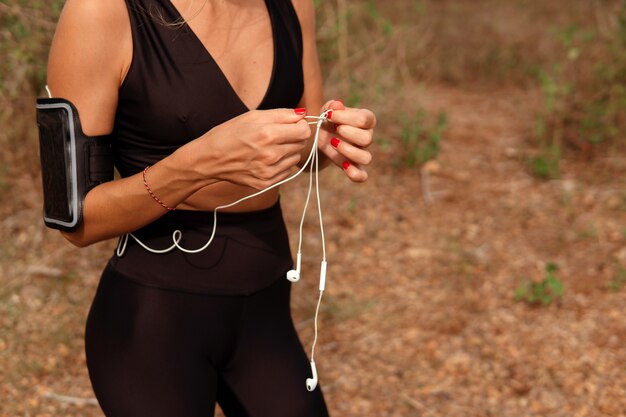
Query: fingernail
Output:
[[327, 110, 333, 120], [335, 99, 344, 105], [294, 108, 306, 115], [330, 137, 340, 148], [342, 161, 351, 170]]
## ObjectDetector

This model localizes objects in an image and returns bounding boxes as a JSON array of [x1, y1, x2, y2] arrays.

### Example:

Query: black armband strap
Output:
[[36, 98, 114, 232]]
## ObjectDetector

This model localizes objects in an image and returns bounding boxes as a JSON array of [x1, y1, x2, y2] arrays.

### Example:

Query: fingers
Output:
[[320, 145, 369, 183], [248, 152, 302, 190], [328, 108, 377, 129], [317, 102, 376, 183], [335, 124, 374, 148], [343, 162, 368, 182], [259, 141, 307, 166], [267, 119, 311, 143], [249, 110, 311, 144], [272, 151, 303, 172], [323, 99, 346, 112], [250, 107, 309, 124], [326, 136, 372, 166]]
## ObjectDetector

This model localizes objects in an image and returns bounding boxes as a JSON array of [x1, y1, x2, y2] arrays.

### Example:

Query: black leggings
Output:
[[85, 265, 330, 417]]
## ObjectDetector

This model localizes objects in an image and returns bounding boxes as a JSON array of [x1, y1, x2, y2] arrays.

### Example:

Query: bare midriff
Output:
[[177, 182, 281, 212]]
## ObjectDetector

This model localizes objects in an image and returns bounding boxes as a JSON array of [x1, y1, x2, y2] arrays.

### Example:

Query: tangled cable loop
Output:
[[116, 109, 331, 256]]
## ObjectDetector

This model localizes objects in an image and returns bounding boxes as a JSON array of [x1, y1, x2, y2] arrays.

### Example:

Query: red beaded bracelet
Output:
[[143, 166, 176, 211]]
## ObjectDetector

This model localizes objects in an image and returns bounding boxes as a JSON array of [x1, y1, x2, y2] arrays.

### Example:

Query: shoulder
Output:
[[48, 0, 131, 83], [47, 0, 131, 134], [289, 0, 322, 109], [289, 0, 317, 49], [50, 0, 130, 62], [290, 0, 315, 29], [56, 0, 129, 32]]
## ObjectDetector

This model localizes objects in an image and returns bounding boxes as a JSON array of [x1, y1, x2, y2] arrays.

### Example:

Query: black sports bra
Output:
[[113, 0, 304, 177]]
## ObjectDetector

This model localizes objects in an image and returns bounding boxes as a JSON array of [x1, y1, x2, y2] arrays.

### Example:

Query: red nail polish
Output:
[[342, 161, 350, 170], [327, 110, 333, 120], [294, 108, 306, 115], [330, 137, 340, 148]]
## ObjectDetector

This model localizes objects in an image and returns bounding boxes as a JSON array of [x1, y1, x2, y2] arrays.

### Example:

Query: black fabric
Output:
[[85, 4, 319, 413], [109, 199, 294, 295], [113, 0, 304, 178], [36, 98, 114, 231], [87, 144, 115, 183], [85, 265, 330, 417], [108, 0, 305, 295]]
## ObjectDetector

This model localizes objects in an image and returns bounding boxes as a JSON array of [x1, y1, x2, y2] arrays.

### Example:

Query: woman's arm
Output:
[[293, 0, 323, 116], [48, 0, 310, 247], [293, 0, 377, 183]]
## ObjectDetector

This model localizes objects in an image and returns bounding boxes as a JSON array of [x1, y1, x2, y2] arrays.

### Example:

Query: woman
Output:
[[47, 0, 375, 415]]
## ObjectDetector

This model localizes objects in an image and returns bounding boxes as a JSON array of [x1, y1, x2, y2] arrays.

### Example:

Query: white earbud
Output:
[[286, 269, 300, 282], [286, 252, 302, 282], [306, 360, 318, 391]]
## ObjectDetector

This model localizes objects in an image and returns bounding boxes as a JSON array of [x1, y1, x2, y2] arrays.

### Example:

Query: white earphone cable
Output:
[[116, 112, 330, 255], [115, 110, 332, 390], [310, 289, 324, 362], [307, 124, 327, 365], [315, 132, 327, 263], [295, 136, 316, 256]]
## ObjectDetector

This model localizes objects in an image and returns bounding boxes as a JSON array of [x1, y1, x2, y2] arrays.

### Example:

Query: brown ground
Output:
[[1, 84, 625, 417]]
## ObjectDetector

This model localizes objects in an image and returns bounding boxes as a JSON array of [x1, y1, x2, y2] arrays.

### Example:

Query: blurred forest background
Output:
[[1, 0, 625, 416]]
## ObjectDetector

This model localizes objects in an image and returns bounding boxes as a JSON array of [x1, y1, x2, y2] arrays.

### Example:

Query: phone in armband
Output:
[[36, 97, 114, 232]]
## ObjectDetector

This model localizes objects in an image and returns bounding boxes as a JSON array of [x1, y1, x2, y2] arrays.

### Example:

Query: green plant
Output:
[[0, 1, 66, 183], [530, 4, 626, 173], [364, 0, 393, 37], [515, 262, 565, 306], [530, 36, 578, 180], [528, 143, 561, 180], [0, 1, 64, 98], [579, 3, 626, 146], [399, 109, 447, 168], [608, 265, 626, 292], [347, 197, 359, 214]]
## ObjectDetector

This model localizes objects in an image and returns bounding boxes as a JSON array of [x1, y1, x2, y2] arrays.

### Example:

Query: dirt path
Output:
[[1, 85, 625, 417], [284, 85, 626, 416]]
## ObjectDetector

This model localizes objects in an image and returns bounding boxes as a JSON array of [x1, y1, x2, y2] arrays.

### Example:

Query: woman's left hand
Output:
[[318, 100, 376, 182]]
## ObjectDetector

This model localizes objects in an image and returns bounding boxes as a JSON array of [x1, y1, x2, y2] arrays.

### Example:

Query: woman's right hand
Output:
[[182, 108, 312, 190]]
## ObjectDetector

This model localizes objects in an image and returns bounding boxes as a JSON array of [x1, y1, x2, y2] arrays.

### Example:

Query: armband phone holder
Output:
[[36, 98, 114, 232]]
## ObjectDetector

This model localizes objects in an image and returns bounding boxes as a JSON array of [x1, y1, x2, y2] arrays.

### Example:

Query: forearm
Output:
[[60, 107, 312, 247], [61, 147, 218, 247]]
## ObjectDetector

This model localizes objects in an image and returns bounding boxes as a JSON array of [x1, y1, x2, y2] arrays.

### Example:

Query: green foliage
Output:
[[0, 0, 66, 181], [531, 3, 626, 175], [313, 0, 403, 106], [0, 0, 64, 97], [399, 110, 447, 168], [413, 0, 426, 14], [365, 0, 393, 37], [608, 265, 626, 293], [515, 263, 565, 306], [347, 197, 359, 214], [527, 144, 561, 180], [346, 75, 365, 108]]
